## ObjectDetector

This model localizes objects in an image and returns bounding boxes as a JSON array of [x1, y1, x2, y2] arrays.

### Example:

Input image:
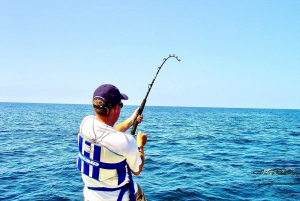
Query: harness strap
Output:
[[128, 169, 136, 201], [87, 185, 126, 191]]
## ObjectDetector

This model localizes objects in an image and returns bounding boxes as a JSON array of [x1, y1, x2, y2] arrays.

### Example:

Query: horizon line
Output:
[[0, 101, 299, 110]]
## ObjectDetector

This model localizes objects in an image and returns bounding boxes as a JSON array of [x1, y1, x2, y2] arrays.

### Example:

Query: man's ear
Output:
[[110, 105, 118, 115]]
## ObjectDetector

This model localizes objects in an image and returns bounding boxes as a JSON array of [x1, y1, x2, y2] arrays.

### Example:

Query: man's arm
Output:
[[115, 108, 142, 132], [132, 131, 147, 176], [114, 118, 134, 132]]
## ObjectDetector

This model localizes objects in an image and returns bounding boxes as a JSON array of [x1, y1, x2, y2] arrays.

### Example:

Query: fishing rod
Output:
[[131, 54, 181, 136]]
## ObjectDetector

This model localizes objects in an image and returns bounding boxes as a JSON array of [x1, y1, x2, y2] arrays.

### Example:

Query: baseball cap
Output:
[[93, 84, 128, 107]]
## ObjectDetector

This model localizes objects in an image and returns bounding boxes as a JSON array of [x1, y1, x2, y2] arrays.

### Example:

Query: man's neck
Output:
[[95, 115, 114, 127]]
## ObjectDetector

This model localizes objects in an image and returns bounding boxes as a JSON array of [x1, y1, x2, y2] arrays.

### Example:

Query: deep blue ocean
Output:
[[1, 102, 300, 201]]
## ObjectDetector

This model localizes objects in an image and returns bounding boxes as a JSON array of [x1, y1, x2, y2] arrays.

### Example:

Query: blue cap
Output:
[[93, 84, 128, 106]]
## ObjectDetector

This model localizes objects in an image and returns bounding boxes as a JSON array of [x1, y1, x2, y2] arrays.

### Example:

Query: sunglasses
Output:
[[118, 102, 123, 108]]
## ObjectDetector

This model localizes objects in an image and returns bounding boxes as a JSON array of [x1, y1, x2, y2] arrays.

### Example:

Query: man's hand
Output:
[[129, 107, 143, 126], [137, 131, 147, 147]]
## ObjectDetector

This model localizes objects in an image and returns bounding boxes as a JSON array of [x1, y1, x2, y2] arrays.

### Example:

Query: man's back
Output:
[[79, 115, 141, 201]]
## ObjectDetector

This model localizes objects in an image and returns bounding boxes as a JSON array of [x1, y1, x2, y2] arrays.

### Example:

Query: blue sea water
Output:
[[0, 102, 300, 201]]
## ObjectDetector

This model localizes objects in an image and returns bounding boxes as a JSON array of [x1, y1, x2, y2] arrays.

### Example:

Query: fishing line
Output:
[[131, 54, 181, 136]]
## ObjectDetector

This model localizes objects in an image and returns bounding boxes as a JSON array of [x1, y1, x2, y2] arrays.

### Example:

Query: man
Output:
[[77, 84, 147, 201]]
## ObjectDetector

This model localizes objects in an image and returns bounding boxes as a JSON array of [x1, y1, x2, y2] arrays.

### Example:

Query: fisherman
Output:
[[77, 84, 147, 201]]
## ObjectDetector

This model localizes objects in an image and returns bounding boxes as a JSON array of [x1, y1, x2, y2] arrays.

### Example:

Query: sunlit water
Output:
[[1, 103, 299, 200]]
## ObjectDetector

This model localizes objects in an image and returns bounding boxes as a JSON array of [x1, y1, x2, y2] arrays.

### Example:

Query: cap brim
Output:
[[120, 93, 128, 100]]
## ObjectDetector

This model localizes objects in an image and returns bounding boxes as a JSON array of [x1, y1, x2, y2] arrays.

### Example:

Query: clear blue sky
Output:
[[1, 0, 299, 109]]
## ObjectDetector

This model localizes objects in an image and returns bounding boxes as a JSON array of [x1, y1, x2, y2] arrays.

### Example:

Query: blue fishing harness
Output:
[[77, 134, 136, 201]]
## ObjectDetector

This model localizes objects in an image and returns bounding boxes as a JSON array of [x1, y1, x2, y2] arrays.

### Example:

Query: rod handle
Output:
[[131, 99, 147, 135]]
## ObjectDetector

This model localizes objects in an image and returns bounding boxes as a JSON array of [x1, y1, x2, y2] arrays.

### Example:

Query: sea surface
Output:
[[1, 102, 300, 201]]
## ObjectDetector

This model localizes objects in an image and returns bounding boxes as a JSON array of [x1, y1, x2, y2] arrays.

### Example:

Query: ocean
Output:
[[0, 102, 299, 201]]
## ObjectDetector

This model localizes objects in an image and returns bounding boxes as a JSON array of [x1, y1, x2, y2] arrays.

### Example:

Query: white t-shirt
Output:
[[79, 115, 141, 201]]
